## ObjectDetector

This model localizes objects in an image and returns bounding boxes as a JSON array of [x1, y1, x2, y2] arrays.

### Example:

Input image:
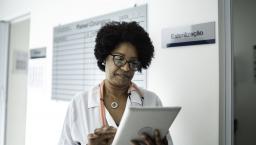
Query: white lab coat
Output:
[[58, 84, 173, 145]]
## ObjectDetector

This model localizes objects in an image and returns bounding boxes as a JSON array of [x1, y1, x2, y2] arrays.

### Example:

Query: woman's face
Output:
[[104, 42, 138, 88]]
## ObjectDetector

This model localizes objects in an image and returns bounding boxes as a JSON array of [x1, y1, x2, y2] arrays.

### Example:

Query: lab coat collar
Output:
[[87, 85, 100, 108], [128, 82, 144, 106], [128, 90, 143, 106]]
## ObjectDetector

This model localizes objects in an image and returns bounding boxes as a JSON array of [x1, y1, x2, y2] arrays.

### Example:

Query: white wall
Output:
[[0, 0, 219, 145]]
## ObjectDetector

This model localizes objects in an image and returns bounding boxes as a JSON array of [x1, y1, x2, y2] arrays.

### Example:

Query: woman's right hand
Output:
[[87, 126, 117, 145]]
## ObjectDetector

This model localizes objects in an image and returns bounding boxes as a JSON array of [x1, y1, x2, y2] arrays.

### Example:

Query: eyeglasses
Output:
[[110, 54, 141, 71]]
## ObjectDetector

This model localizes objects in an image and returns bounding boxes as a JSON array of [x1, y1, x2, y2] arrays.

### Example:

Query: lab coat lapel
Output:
[[105, 108, 118, 128], [128, 90, 143, 107]]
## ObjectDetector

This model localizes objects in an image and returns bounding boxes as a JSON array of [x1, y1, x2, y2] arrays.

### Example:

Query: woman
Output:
[[58, 21, 172, 145]]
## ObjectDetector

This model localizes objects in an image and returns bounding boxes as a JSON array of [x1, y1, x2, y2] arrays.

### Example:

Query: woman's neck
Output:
[[104, 80, 129, 98]]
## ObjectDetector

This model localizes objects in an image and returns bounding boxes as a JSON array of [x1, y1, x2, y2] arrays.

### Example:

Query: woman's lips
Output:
[[115, 73, 130, 79]]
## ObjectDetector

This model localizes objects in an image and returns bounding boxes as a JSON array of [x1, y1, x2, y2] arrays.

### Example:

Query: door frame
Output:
[[219, 0, 234, 145], [0, 21, 10, 145]]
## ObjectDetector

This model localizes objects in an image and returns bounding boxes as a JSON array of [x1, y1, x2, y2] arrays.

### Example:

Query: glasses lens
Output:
[[111, 54, 141, 71], [113, 55, 125, 66], [129, 61, 141, 71]]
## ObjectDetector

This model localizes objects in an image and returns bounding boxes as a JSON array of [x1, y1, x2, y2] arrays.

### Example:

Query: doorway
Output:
[[219, 0, 256, 144], [232, 0, 256, 145]]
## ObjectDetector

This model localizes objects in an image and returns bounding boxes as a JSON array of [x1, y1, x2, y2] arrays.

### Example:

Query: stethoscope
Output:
[[99, 80, 144, 127]]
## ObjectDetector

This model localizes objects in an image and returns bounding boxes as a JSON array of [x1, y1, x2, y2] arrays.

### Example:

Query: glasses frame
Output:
[[110, 54, 141, 71]]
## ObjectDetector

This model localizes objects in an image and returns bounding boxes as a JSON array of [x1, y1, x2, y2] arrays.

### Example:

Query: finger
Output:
[[106, 126, 117, 134], [94, 126, 110, 133], [95, 130, 116, 136], [105, 126, 117, 132], [106, 135, 115, 145], [108, 126, 115, 130], [100, 138, 109, 145], [130, 140, 139, 145], [94, 126, 117, 135], [87, 133, 99, 140], [130, 140, 138, 145], [130, 139, 146, 145], [162, 136, 168, 145], [94, 127, 103, 135], [102, 134, 115, 145], [91, 135, 113, 145], [100, 133, 115, 140], [94, 126, 112, 132], [154, 129, 162, 145], [91, 134, 113, 141], [140, 133, 154, 145], [94, 127, 101, 132]]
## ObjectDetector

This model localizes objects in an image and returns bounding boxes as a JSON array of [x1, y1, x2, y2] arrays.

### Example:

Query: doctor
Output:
[[58, 21, 172, 145]]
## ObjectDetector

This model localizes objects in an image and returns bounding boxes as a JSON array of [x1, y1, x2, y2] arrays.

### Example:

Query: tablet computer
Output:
[[112, 107, 181, 145]]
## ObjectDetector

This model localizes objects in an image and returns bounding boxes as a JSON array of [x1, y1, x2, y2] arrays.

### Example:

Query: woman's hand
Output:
[[130, 129, 168, 145], [87, 126, 117, 145]]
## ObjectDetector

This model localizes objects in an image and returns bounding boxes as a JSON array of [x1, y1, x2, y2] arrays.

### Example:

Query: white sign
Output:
[[162, 22, 215, 48]]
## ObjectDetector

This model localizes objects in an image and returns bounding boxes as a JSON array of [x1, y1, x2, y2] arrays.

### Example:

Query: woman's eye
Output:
[[131, 60, 139, 65], [115, 56, 124, 60]]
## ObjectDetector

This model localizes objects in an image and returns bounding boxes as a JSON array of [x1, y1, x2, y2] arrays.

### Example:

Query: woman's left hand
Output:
[[130, 129, 168, 145]]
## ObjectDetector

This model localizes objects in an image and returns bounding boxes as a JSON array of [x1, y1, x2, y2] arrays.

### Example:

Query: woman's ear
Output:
[[101, 60, 106, 66]]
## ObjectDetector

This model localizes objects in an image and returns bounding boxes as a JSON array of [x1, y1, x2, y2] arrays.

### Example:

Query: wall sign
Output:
[[30, 47, 46, 59], [162, 22, 215, 48]]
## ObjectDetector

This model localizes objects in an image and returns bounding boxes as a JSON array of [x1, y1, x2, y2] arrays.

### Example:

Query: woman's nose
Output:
[[121, 62, 130, 71]]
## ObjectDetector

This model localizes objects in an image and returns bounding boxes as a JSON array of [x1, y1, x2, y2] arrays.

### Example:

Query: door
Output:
[[232, 0, 256, 145]]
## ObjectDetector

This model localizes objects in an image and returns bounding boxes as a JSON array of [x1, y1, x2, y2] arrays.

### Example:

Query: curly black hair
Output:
[[94, 21, 154, 72]]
